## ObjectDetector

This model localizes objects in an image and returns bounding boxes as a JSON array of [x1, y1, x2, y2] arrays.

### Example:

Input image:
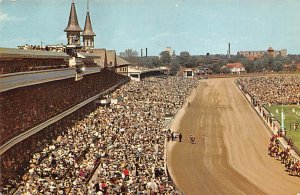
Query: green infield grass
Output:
[[266, 105, 300, 149]]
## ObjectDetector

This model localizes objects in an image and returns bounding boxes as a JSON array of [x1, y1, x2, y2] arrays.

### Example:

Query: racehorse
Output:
[[268, 145, 279, 157], [289, 163, 299, 176], [278, 148, 290, 164], [268, 136, 300, 177]]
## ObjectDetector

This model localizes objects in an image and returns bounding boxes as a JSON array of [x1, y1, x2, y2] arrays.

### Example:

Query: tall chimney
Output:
[[146, 48, 148, 58], [141, 49, 143, 58], [228, 43, 231, 58]]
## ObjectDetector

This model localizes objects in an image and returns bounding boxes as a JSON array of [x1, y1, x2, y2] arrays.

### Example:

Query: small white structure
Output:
[[183, 68, 194, 78], [127, 66, 169, 81], [226, 62, 246, 74]]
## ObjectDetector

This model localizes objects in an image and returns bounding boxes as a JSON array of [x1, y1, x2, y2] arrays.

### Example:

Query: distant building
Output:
[[127, 66, 169, 81], [165, 47, 173, 57], [237, 47, 287, 59], [182, 68, 195, 78], [115, 56, 130, 76], [225, 62, 246, 74]]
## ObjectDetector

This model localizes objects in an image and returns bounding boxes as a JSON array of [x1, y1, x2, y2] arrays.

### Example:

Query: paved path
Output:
[[0, 67, 100, 92], [168, 78, 300, 195]]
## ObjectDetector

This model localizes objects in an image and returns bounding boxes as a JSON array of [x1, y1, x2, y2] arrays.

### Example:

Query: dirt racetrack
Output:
[[167, 78, 300, 195]]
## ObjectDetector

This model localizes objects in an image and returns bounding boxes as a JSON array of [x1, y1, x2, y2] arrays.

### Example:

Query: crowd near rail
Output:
[[237, 75, 300, 106], [7, 76, 198, 194], [236, 75, 300, 176]]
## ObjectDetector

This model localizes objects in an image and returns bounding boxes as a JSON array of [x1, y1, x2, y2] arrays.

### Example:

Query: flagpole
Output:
[[280, 83, 285, 136], [281, 107, 285, 136]]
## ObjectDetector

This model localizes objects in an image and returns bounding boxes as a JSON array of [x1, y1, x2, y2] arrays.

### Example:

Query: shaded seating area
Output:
[[0, 48, 70, 74], [0, 69, 128, 146]]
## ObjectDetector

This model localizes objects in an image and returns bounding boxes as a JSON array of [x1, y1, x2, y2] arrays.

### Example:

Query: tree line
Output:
[[120, 49, 300, 74]]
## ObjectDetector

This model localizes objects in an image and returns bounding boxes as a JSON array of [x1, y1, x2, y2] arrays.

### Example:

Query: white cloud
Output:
[[149, 32, 172, 41], [0, 11, 8, 21], [0, 10, 26, 22]]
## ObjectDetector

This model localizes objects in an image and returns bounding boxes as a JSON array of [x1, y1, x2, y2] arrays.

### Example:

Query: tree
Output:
[[179, 51, 191, 67], [272, 59, 283, 72], [212, 64, 221, 74], [119, 49, 139, 58], [253, 59, 265, 72], [159, 51, 171, 65], [138, 56, 160, 68], [203, 55, 213, 65], [291, 64, 297, 71], [220, 67, 231, 74], [241, 58, 254, 73], [187, 56, 197, 68], [119, 49, 139, 66], [170, 56, 180, 75]]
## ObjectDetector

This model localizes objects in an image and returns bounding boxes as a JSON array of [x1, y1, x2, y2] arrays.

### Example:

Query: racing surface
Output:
[[168, 78, 300, 195]]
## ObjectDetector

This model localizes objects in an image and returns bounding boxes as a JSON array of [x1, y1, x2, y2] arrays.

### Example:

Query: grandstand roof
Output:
[[78, 52, 100, 59], [91, 49, 107, 67], [106, 50, 117, 67], [0, 48, 70, 59], [116, 56, 131, 66]]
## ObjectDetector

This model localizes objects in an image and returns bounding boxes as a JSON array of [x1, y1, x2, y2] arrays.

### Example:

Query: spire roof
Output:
[[64, 1, 82, 32], [82, 11, 96, 36]]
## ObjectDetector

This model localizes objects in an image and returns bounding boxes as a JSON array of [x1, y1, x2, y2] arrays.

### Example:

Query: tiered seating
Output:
[[0, 70, 128, 146]]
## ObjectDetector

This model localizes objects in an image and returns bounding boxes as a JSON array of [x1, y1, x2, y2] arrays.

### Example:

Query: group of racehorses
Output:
[[268, 135, 300, 176]]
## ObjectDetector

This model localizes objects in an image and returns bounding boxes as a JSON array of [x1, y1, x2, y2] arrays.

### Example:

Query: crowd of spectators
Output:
[[20, 44, 65, 53], [237, 75, 300, 106], [0, 69, 128, 146], [16, 76, 198, 194]]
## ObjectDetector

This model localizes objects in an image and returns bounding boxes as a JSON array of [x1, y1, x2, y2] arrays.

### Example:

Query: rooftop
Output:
[[0, 48, 69, 59]]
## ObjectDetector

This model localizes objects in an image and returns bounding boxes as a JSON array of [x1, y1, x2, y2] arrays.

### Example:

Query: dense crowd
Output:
[[0, 70, 126, 146], [237, 75, 300, 106], [16, 76, 198, 194]]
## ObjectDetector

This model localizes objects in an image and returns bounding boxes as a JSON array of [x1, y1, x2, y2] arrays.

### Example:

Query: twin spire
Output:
[[65, 0, 96, 49], [64, 1, 82, 32], [82, 11, 96, 36]]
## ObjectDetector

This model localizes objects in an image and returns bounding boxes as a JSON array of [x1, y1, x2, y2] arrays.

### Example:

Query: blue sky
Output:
[[0, 0, 300, 55]]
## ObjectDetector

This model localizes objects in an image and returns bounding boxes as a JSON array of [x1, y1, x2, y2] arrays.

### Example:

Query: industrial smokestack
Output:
[[146, 48, 148, 58], [141, 49, 143, 58], [228, 43, 231, 59]]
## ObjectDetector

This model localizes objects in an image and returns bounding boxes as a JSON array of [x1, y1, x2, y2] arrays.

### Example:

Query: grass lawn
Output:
[[266, 105, 300, 149]]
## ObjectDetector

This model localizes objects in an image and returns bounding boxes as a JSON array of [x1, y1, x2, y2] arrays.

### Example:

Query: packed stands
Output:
[[7, 76, 198, 194], [237, 75, 300, 106], [0, 69, 128, 146]]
